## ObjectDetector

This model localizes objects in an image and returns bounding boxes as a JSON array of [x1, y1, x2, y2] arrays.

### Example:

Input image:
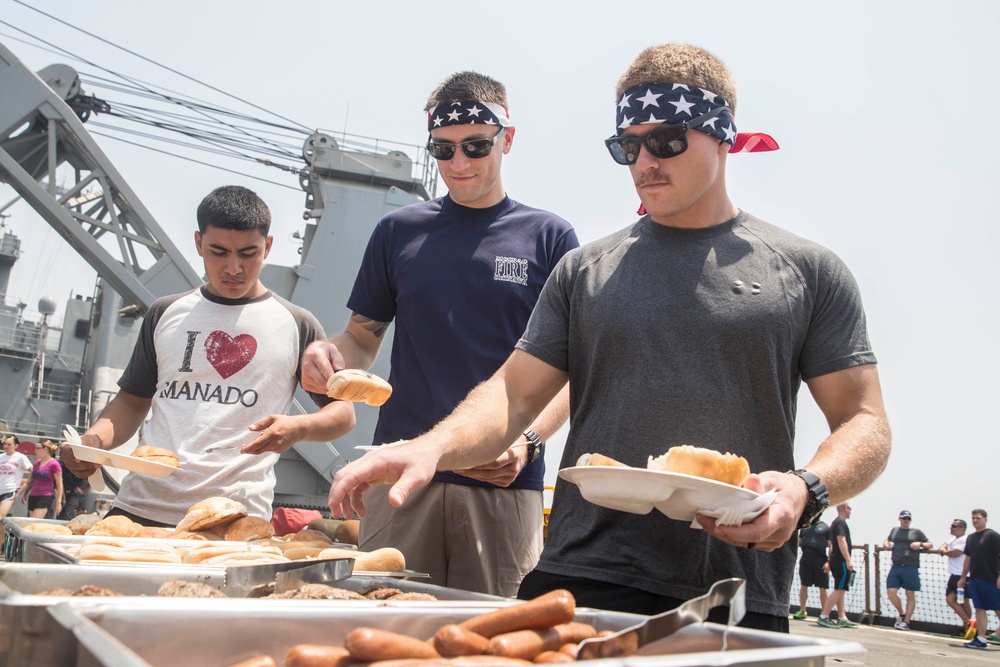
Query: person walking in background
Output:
[[302, 71, 578, 596], [817, 504, 854, 628], [794, 519, 830, 621], [884, 510, 932, 631], [938, 518, 973, 637], [57, 463, 88, 520], [0, 434, 31, 520], [958, 509, 1000, 649], [21, 439, 63, 519]]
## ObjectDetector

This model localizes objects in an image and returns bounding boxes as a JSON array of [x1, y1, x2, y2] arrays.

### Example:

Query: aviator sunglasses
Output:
[[605, 106, 725, 165], [426, 127, 505, 160]]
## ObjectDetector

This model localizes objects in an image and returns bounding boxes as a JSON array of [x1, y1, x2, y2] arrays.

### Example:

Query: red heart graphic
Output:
[[204, 331, 257, 379]]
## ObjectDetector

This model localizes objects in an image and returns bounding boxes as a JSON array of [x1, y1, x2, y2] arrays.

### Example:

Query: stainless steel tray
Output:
[[47, 600, 864, 667], [2, 517, 76, 563], [0, 562, 504, 667], [36, 541, 430, 580]]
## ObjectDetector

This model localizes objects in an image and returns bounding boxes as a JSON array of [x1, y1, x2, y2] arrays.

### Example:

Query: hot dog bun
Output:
[[24, 523, 73, 536], [77, 540, 182, 563], [84, 515, 142, 537], [174, 497, 248, 532], [131, 444, 180, 468], [316, 546, 406, 572], [325, 369, 393, 406], [576, 453, 628, 467], [223, 515, 274, 542], [647, 445, 750, 487]]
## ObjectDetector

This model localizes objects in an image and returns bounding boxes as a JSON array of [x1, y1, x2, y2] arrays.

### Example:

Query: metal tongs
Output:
[[577, 578, 745, 659], [221, 557, 355, 597]]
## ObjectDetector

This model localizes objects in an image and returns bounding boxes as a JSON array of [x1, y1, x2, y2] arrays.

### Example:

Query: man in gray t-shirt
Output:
[[324, 43, 891, 632], [883, 510, 932, 630]]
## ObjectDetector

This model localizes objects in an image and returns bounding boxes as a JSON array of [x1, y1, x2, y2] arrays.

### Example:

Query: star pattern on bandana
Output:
[[636, 89, 662, 108], [615, 83, 736, 144], [612, 83, 779, 155], [427, 100, 510, 130], [669, 95, 696, 116]]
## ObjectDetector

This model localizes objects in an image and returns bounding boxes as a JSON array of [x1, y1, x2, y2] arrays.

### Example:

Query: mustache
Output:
[[635, 170, 671, 187]]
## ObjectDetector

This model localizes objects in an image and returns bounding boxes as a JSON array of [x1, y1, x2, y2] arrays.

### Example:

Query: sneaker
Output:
[[987, 633, 1000, 644], [894, 619, 910, 631], [965, 637, 988, 650], [792, 609, 807, 620], [838, 618, 858, 628], [816, 617, 840, 628]]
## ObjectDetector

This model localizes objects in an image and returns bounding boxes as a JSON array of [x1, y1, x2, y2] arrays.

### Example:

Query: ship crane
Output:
[[0, 40, 435, 511]]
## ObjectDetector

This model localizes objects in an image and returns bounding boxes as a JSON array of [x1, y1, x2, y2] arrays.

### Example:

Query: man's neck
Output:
[[648, 193, 738, 230]]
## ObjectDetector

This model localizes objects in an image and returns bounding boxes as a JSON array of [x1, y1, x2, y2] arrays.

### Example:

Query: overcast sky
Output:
[[2, 0, 998, 546]]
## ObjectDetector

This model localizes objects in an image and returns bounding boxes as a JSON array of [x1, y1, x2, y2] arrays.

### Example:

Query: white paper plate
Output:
[[66, 443, 179, 478], [558, 465, 769, 522]]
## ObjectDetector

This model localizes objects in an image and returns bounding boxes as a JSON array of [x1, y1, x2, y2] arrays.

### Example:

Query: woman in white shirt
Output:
[[0, 435, 31, 520]]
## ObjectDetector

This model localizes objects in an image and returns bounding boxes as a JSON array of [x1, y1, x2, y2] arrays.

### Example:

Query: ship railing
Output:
[[790, 544, 998, 635]]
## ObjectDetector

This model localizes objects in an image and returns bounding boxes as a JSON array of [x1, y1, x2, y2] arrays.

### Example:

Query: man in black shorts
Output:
[[817, 503, 853, 628], [793, 520, 830, 621]]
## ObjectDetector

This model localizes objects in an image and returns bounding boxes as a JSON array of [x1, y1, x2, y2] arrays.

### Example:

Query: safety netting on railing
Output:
[[789, 545, 999, 635]]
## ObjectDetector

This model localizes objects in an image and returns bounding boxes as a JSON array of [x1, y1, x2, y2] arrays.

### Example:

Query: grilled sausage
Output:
[[486, 623, 597, 660], [284, 644, 353, 667], [345, 628, 441, 662], [458, 590, 576, 638], [433, 624, 491, 656]]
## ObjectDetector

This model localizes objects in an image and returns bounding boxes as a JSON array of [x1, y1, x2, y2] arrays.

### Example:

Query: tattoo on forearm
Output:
[[351, 313, 389, 338]]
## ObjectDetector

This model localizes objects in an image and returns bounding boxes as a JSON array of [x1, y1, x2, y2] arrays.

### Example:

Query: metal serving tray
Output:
[[0, 562, 505, 667], [48, 601, 864, 667], [2, 517, 77, 563], [36, 542, 430, 581]]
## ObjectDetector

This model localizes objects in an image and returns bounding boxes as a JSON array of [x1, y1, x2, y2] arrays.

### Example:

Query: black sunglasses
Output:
[[605, 106, 726, 165], [426, 127, 505, 161]]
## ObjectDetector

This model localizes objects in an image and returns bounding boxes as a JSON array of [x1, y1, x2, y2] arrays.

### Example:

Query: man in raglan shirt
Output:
[[60, 185, 356, 526]]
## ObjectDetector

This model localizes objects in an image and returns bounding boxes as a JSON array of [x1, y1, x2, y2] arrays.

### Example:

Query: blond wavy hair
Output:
[[616, 43, 738, 112], [36, 439, 58, 456]]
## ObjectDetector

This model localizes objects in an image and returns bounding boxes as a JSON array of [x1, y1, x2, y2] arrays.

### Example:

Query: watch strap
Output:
[[788, 468, 829, 531], [523, 429, 544, 464]]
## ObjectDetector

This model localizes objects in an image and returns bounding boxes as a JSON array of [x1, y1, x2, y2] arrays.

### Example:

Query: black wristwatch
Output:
[[788, 469, 829, 531], [523, 429, 545, 465]]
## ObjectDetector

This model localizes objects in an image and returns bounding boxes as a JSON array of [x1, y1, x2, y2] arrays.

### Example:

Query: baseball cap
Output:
[[899, 510, 912, 519]]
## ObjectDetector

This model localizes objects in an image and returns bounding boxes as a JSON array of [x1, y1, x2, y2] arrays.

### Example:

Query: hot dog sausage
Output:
[[458, 590, 576, 638], [345, 628, 441, 662], [433, 624, 491, 656], [284, 644, 353, 667], [533, 651, 574, 663], [223, 656, 278, 667], [486, 622, 597, 660]]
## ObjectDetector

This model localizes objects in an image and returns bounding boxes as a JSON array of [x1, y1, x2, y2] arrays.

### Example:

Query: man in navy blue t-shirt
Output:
[[303, 71, 578, 596]]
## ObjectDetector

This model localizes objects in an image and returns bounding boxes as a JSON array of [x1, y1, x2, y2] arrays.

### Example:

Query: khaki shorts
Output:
[[360, 481, 543, 597]]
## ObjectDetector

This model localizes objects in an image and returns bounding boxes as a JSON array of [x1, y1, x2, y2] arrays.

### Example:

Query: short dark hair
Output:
[[196, 185, 271, 235], [2, 434, 18, 445], [973, 508, 988, 519], [425, 71, 508, 111], [952, 519, 967, 528]]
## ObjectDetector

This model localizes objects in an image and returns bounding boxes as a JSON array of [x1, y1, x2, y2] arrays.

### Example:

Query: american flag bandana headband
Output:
[[427, 101, 511, 131], [616, 83, 778, 154]]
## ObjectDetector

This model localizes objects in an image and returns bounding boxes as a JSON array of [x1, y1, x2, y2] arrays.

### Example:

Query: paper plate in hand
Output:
[[66, 443, 178, 478], [558, 465, 770, 523]]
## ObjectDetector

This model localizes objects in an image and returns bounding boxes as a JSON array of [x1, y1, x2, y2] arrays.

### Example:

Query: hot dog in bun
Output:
[[647, 445, 750, 487], [325, 369, 392, 406]]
